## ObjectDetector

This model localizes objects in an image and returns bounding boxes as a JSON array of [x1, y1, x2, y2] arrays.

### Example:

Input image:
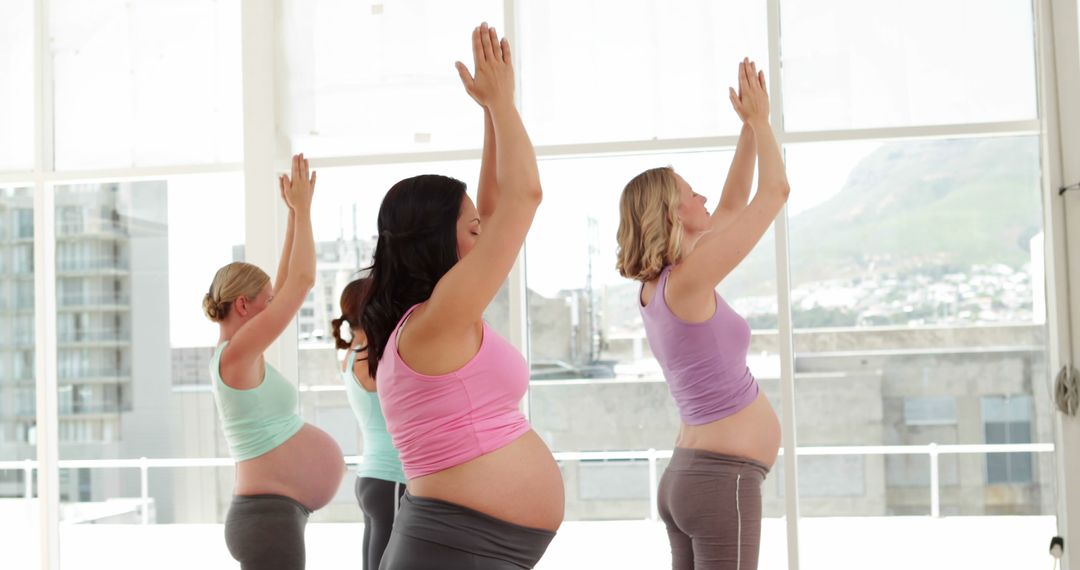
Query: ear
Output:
[[233, 296, 249, 318]]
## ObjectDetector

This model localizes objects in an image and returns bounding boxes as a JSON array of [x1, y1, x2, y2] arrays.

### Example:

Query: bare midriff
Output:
[[233, 424, 346, 511], [408, 430, 565, 531], [676, 391, 781, 467]]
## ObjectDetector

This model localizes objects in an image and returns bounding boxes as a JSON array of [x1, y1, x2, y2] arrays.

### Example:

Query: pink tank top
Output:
[[376, 304, 532, 479], [640, 266, 760, 425]]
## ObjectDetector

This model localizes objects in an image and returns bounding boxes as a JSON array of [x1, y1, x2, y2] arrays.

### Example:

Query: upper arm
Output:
[[348, 331, 377, 393], [708, 205, 742, 234], [221, 276, 314, 373], [350, 349, 376, 392], [675, 188, 786, 293], [421, 193, 539, 334]]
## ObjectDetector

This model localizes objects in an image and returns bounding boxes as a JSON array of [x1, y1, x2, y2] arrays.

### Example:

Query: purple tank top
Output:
[[639, 265, 759, 425]]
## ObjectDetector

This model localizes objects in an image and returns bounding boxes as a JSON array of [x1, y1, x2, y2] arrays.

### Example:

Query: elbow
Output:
[[774, 181, 791, 202], [521, 181, 543, 207], [295, 271, 316, 291]]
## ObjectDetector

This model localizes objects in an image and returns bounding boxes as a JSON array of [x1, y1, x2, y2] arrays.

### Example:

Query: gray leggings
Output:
[[225, 494, 311, 570], [355, 477, 405, 570], [658, 448, 770, 570], [379, 492, 556, 569]]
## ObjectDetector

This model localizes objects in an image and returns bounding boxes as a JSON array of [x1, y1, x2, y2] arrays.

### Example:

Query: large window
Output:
[[780, 0, 1038, 131], [281, 0, 504, 157], [0, 186, 37, 569], [50, 0, 241, 169], [520, 0, 769, 145], [0, 1, 33, 171], [787, 135, 1053, 563], [53, 174, 243, 566], [2, 0, 1067, 568]]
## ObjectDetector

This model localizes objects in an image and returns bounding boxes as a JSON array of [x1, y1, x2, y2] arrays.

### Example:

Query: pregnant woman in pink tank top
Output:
[[617, 60, 790, 570], [357, 24, 562, 569]]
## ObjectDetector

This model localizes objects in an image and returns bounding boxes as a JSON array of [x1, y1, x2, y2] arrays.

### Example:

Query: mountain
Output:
[[789, 136, 1042, 281], [714, 136, 1044, 297]]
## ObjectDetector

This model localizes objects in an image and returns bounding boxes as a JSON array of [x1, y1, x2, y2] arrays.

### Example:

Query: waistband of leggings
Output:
[[395, 492, 555, 567], [667, 447, 770, 477], [230, 493, 312, 516]]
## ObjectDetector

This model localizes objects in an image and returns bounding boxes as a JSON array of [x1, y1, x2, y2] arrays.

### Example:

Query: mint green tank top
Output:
[[343, 348, 407, 484], [210, 341, 305, 461]]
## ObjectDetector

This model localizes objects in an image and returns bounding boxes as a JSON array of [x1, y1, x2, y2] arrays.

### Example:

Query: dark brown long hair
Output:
[[357, 174, 468, 377], [331, 277, 370, 350]]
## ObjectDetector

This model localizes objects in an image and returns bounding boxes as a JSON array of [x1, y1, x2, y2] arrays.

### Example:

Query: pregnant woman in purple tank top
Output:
[[616, 59, 790, 570]]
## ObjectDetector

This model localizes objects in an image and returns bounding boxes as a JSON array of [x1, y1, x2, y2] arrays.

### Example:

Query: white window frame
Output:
[[5, 0, 1077, 568]]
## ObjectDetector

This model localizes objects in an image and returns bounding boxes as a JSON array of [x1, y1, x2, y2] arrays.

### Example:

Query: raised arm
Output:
[[714, 125, 756, 217], [712, 62, 762, 227], [458, 30, 503, 224], [224, 154, 318, 371], [676, 59, 790, 293], [274, 192, 296, 293], [476, 110, 499, 221], [423, 23, 540, 331]]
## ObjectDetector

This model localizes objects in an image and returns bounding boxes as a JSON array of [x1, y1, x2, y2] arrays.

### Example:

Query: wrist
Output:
[[486, 98, 517, 116], [747, 117, 771, 131]]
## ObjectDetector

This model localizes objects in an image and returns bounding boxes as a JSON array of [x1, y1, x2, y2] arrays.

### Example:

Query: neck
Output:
[[680, 230, 705, 258], [218, 320, 242, 344]]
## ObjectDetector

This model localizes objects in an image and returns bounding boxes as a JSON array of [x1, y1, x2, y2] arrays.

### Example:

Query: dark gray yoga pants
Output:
[[224, 494, 311, 570], [356, 476, 405, 570], [379, 492, 556, 569], [658, 448, 770, 570]]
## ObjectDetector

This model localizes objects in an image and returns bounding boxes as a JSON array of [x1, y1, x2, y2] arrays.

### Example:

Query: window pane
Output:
[[51, 0, 242, 169], [524, 148, 786, 564], [53, 174, 243, 567], [281, 0, 503, 157], [520, 0, 768, 145], [788, 136, 1054, 567], [0, 1, 33, 171], [0, 186, 37, 568], [781, 0, 1037, 131], [904, 396, 957, 426]]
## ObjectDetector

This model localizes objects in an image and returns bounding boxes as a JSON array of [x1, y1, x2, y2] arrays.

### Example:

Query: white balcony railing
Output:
[[0, 443, 1054, 524]]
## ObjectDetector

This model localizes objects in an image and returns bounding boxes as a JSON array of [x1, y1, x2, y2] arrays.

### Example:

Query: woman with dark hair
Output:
[[361, 23, 562, 569], [331, 277, 406, 570]]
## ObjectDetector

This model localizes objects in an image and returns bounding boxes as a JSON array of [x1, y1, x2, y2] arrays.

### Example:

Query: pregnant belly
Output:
[[234, 424, 346, 511], [409, 430, 565, 531], [678, 392, 782, 467]]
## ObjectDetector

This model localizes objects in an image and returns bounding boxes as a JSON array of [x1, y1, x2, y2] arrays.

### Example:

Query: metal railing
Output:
[[0, 443, 1053, 524], [57, 329, 131, 343], [58, 294, 131, 307]]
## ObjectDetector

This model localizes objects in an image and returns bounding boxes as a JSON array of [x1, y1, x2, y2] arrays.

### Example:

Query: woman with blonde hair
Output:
[[203, 154, 345, 570], [616, 59, 789, 570]]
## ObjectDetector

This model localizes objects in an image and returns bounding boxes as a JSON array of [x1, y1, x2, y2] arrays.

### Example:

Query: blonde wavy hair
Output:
[[616, 167, 684, 282], [202, 262, 271, 322]]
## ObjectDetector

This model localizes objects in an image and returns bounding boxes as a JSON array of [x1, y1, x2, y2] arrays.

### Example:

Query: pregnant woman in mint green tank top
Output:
[[331, 277, 406, 570], [202, 154, 345, 570]]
